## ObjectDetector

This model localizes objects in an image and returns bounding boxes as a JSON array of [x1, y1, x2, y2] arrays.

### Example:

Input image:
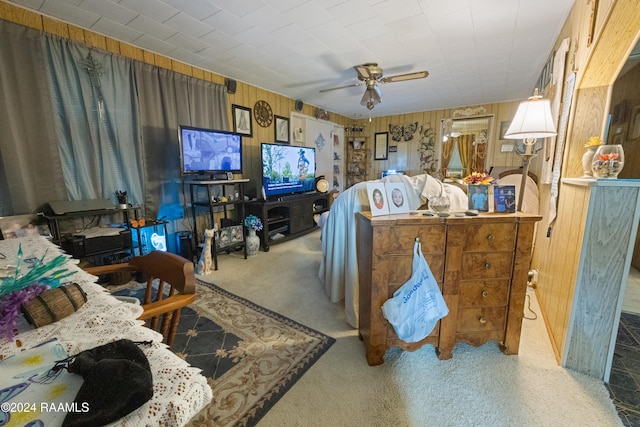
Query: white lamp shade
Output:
[[504, 97, 557, 139]]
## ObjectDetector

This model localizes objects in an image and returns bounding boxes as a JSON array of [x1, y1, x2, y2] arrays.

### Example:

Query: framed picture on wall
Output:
[[374, 132, 389, 160], [499, 121, 511, 140], [608, 122, 628, 145], [232, 104, 253, 137], [274, 115, 289, 143]]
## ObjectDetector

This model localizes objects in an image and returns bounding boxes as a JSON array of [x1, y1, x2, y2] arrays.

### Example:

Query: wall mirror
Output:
[[439, 116, 493, 178]]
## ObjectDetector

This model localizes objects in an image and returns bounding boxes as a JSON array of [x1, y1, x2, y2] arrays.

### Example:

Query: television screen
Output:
[[179, 125, 242, 175], [261, 143, 316, 198]]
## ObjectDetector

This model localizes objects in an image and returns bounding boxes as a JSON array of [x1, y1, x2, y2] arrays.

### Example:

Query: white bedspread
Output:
[[319, 174, 467, 328]]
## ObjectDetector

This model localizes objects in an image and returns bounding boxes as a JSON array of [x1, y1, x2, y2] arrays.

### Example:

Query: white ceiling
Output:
[[8, 0, 575, 119]]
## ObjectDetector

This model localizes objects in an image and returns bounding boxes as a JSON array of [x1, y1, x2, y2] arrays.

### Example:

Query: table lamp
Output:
[[504, 88, 557, 211]]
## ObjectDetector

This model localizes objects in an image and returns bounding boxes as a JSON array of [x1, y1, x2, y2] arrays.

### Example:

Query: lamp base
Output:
[[517, 154, 537, 212]]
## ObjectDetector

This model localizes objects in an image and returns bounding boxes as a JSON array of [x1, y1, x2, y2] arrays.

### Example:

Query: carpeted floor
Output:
[[115, 280, 336, 427], [192, 229, 624, 427], [114, 230, 625, 426]]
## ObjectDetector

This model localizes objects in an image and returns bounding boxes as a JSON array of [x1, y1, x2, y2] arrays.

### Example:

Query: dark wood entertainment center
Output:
[[246, 192, 330, 252]]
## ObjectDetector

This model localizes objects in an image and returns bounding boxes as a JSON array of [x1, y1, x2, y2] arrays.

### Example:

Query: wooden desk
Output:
[[356, 212, 541, 366], [0, 236, 212, 426]]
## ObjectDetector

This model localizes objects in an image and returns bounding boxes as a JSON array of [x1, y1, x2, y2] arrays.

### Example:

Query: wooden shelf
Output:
[[188, 180, 249, 270], [246, 192, 330, 252]]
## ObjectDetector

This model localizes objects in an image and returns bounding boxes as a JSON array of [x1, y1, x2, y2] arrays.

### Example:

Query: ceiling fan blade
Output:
[[354, 65, 372, 80], [379, 70, 429, 83], [319, 82, 363, 93]]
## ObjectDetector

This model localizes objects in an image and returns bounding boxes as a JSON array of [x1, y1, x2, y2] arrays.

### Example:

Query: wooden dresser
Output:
[[356, 212, 541, 366]]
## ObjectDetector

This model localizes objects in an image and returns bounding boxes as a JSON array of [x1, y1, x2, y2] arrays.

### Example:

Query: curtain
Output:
[[0, 20, 66, 216], [134, 63, 228, 217], [459, 134, 472, 174], [441, 139, 453, 177], [0, 18, 228, 225], [43, 35, 143, 206]]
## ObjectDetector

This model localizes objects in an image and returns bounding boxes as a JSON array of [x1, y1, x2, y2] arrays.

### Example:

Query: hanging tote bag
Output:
[[381, 239, 449, 342]]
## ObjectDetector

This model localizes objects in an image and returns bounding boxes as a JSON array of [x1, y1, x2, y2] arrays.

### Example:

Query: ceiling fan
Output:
[[319, 63, 429, 110]]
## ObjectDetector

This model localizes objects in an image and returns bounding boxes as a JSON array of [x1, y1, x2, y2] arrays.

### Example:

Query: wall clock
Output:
[[254, 100, 273, 127]]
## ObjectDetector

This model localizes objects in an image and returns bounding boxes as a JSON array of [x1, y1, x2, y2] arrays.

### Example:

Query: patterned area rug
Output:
[[152, 280, 335, 426]]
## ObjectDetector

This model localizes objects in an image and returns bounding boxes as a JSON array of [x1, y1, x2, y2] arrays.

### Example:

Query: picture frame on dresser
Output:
[[366, 183, 389, 216], [385, 183, 410, 214], [468, 185, 489, 211]]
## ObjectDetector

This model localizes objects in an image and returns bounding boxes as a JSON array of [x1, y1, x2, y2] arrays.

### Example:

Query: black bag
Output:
[[56, 339, 154, 427]]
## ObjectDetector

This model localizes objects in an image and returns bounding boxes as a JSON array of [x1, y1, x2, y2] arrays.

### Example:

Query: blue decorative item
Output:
[[0, 244, 74, 340]]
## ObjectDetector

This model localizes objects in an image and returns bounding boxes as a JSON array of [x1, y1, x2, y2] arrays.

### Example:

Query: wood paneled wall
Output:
[[0, 0, 527, 190], [360, 101, 524, 180], [0, 1, 353, 189], [530, 0, 640, 365]]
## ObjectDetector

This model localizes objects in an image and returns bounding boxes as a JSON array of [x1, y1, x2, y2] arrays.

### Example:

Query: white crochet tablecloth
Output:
[[0, 235, 212, 426]]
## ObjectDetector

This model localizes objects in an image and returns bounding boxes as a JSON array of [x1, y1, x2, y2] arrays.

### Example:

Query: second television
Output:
[[261, 142, 316, 198]]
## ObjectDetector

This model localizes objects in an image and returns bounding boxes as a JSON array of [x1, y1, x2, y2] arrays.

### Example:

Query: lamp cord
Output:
[[524, 290, 538, 320]]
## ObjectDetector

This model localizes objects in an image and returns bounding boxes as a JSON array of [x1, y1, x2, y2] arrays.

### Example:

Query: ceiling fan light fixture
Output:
[[360, 85, 381, 109], [321, 62, 429, 111]]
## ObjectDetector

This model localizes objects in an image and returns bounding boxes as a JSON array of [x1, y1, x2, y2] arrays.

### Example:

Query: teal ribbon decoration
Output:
[[0, 244, 75, 298]]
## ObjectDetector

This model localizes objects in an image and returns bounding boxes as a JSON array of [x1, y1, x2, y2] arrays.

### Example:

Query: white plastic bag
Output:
[[381, 239, 449, 342]]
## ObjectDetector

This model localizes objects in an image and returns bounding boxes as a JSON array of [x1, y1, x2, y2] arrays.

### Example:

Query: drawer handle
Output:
[[481, 290, 488, 298], [487, 234, 495, 241], [479, 317, 487, 324], [485, 263, 492, 269]]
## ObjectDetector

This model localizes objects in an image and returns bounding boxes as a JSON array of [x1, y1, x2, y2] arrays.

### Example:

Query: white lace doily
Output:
[[0, 236, 212, 426]]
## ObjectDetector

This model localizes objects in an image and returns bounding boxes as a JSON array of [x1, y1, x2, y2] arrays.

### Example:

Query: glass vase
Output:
[[591, 144, 624, 178], [428, 193, 450, 214]]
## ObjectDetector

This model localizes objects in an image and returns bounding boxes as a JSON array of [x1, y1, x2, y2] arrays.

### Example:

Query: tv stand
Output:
[[246, 192, 330, 252], [277, 192, 316, 202]]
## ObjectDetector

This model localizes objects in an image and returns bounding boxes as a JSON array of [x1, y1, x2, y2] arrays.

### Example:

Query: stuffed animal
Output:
[[196, 229, 214, 275]]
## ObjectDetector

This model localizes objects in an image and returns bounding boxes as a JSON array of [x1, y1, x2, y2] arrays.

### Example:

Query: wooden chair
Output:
[[84, 251, 196, 347]]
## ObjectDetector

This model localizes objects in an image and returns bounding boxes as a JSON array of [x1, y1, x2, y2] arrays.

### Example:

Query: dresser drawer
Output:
[[386, 320, 440, 341], [375, 225, 445, 255], [386, 253, 445, 287], [456, 306, 507, 333], [460, 252, 513, 279], [458, 279, 510, 307], [462, 223, 515, 252]]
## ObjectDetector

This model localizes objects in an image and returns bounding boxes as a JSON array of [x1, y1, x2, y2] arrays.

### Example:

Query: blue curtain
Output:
[[43, 34, 144, 206], [0, 19, 228, 227]]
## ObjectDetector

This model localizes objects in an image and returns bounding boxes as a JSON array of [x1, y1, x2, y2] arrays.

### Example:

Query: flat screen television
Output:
[[261, 142, 316, 198], [178, 125, 242, 177]]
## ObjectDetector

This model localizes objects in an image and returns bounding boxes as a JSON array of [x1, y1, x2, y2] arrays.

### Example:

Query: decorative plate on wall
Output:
[[254, 100, 273, 127]]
